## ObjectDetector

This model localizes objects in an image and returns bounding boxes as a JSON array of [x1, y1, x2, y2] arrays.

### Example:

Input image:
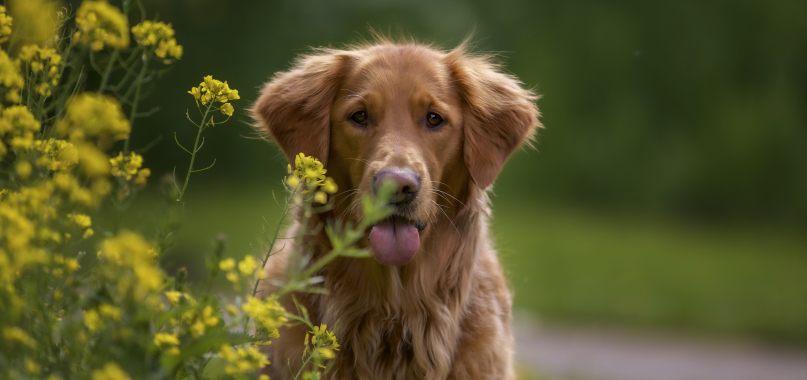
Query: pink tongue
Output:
[[369, 220, 420, 266]]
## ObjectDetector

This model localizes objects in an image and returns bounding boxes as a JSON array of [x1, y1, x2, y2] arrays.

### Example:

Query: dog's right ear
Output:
[[251, 50, 350, 167]]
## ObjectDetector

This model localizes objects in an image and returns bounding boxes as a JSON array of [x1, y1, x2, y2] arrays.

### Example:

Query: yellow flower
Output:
[[0, 106, 41, 152], [164, 290, 182, 306], [237, 255, 257, 276], [109, 152, 144, 180], [195, 75, 239, 106], [83, 228, 94, 239], [97, 231, 163, 299], [135, 168, 150, 186], [202, 305, 219, 326], [321, 177, 338, 193], [190, 320, 205, 337], [220, 102, 234, 116], [56, 93, 130, 145], [153, 332, 180, 348], [7, 0, 60, 47], [132, 21, 183, 63], [259, 375, 270, 380], [91, 362, 131, 380], [219, 258, 235, 271], [318, 347, 335, 359], [314, 191, 327, 204], [0, 49, 23, 103], [34, 138, 79, 171], [188, 86, 201, 100], [68, 213, 92, 229], [75, 143, 111, 178], [15, 161, 32, 180], [310, 324, 340, 351], [99, 304, 122, 321], [293, 153, 326, 185], [17, 45, 62, 93], [0, 6, 12, 43], [25, 358, 41, 374], [84, 309, 102, 332], [218, 344, 270, 374], [285, 175, 300, 189], [74, 1, 130, 51], [65, 258, 80, 271], [3, 327, 37, 349], [242, 296, 287, 336]]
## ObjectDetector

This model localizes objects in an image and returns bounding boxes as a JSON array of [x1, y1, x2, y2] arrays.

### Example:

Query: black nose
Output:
[[373, 168, 420, 204]]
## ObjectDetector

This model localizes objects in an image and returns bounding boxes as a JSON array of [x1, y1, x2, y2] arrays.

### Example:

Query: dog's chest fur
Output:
[[264, 201, 515, 380]]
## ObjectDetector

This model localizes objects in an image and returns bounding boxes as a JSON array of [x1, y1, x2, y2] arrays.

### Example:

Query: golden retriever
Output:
[[251, 37, 542, 379]]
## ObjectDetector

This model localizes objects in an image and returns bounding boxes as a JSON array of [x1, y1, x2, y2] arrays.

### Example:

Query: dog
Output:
[[251, 36, 542, 380]]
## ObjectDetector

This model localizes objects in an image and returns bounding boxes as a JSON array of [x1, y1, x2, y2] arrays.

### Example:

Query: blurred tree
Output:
[[75, 0, 806, 228]]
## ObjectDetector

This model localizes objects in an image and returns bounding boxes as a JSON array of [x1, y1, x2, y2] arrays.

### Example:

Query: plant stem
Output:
[[177, 101, 214, 204], [251, 188, 296, 298], [123, 51, 150, 155], [98, 49, 119, 95]]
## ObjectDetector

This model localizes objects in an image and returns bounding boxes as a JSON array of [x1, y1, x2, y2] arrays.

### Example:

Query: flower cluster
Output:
[[300, 324, 341, 379], [218, 255, 257, 290], [0, 3, 382, 379], [0, 106, 41, 155], [241, 296, 287, 338], [34, 139, 79, 172], [0, 6, 12, 44], [96, 231, 162, 300], [218, 344, 271, 375], [56, 93, 130, 144], [131, 21, 183, 63], [188, 75, 240, 116], [109, 151, 150, 185], [73, 0, 130, 51], [0, 50, 24, 102], [286, 153, 338, 203], [17, 45, 62, 96], [92, 362, 131, 380]]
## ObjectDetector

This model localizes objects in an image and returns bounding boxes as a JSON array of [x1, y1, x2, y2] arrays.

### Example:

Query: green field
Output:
[[133, 183, 807, 345]]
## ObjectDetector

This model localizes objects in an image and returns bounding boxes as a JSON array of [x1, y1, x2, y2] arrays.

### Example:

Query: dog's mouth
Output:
[[368, 216, 426, 267]]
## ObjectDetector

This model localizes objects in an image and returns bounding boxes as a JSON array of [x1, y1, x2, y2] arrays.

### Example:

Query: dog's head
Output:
[[252, 41, 541, 267]]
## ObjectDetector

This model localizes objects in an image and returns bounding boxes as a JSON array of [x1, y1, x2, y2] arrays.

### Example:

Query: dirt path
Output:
[[513, 316, 807, 380]]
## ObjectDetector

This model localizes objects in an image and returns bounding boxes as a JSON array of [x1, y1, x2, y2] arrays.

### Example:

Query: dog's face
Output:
[[253, 42, 540, 267]]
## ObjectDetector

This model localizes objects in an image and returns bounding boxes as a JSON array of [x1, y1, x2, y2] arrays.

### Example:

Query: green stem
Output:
[[123, 52, 150, 155], [98, 49, 119, 95], [177, 101, 214, 204], [242, 188, 297, 331], [252, 189, 296, 298]]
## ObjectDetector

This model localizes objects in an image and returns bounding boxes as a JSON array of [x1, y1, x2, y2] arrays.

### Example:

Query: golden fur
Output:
[[251, 37, 542, 380]]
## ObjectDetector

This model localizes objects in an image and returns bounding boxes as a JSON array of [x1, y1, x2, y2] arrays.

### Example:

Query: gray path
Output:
[[513, 316, 807, 380]]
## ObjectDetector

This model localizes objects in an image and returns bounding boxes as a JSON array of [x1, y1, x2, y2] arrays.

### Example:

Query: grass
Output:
[[125, 182, 807, 345], [492, 196, 807, 344]]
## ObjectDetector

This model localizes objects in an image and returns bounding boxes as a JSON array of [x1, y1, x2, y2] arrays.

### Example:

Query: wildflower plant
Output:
[[0, 2, 395, 380]]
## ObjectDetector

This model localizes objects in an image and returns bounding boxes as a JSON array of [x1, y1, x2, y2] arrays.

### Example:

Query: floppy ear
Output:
[[251, 50, 350, 167], [445, 48, 543, 189]]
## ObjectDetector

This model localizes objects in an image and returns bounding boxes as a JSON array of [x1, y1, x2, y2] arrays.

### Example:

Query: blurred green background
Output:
[[97, 0, 807, 345]]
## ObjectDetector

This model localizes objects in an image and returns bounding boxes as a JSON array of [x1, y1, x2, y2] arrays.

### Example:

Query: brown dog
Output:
[[251, 37, 542, 379]]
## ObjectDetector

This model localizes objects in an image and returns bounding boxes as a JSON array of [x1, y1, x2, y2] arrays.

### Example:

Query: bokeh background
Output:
[[70, 0, 807, 376]]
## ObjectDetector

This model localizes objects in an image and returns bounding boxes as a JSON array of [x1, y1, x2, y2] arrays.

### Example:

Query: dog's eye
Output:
[[351, 110, 368, 125], [426, 112, 444, 128]]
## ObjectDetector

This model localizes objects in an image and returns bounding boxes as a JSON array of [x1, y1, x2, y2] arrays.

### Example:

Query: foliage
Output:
[[0, 1, 392, 379]]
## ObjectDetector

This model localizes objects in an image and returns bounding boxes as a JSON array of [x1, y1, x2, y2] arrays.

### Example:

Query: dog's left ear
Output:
[[251, 50, 350, 167], [445, 48, 543, 189]]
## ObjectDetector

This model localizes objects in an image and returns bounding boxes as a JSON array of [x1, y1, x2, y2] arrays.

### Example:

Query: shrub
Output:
[[0, 2, 390, 379]]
